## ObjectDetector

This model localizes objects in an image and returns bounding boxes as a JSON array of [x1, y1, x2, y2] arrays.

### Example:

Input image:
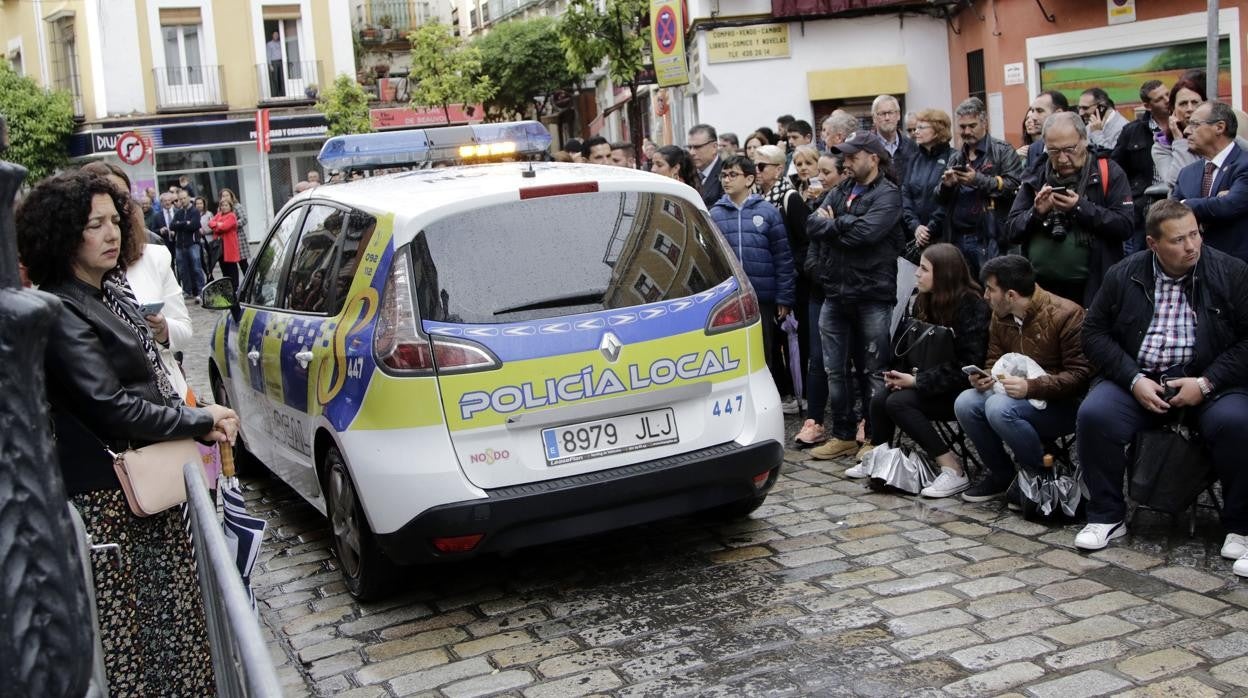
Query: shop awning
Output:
[[773, 0, 919, 20], [807, 64, 907, 101]]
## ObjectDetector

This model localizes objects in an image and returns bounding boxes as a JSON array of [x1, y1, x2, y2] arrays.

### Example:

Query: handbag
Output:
[[110, 439, 205, 517], [892, 312, 956, 373], [1128, 425, 1214, 515]]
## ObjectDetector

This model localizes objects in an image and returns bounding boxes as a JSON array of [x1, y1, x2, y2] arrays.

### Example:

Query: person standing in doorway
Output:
[[267, 31, 284, 98]]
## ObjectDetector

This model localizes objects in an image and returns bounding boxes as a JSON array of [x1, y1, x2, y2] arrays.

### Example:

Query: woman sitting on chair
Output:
[[849, 243, 990, 499]]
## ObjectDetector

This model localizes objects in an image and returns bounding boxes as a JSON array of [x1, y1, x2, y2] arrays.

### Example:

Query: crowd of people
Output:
[[565, 71, 1248, 580], [137, 176, 252, 299]]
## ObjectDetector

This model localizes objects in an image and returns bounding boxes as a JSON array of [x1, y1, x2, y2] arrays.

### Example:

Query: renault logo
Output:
[[600, 332, 623, 362]]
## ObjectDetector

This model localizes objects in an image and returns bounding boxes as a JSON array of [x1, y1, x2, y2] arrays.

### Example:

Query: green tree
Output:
[[319, 73, 374, 137], [408, 23, 496, 123], [474, 17, 576, 121], [557, 0, 649, 149], [0, 61, 75, 181]]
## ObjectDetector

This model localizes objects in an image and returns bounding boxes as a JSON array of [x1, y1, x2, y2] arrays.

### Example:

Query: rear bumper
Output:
[[374, 440, 783, 564]]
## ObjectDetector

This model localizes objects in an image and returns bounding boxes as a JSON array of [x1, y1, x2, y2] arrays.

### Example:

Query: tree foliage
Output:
[[319, 73, 374, 137], [557, 0, 649, 147], [408, 23, 497, 122], [0, 61, 76, 181], [474, 17, 576, 121]]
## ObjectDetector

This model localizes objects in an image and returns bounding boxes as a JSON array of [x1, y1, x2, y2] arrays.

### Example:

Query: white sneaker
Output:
[[1222, 533, 1248, 560], [781, 398, 799, 415], [844, 462, 871, 479], [1074, 522, 1127, 551], [920, 469, 970, 498], [1235, 552, 1248, 578]]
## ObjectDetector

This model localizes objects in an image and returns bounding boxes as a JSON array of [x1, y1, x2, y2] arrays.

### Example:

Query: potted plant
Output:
[[360, 24, 378, 41], [378, 15, 395, 41], [373, 63, 390, 79]]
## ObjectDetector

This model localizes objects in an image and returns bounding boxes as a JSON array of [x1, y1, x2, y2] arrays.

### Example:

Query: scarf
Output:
[[100, 268, 181, 403], [764, 177, 794, 214]]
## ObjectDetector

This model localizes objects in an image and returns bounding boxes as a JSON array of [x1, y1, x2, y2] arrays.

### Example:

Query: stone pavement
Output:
[[182, 303, 1248, 697]]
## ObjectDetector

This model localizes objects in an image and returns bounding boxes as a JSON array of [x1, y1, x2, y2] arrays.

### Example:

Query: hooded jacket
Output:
[[708, 193, 797, 307]]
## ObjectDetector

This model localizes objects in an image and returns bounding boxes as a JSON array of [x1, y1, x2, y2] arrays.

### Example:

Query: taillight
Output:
[[431, 533, 484, 553], [706, 289, 761, 334], [374, 253, 499, 373]]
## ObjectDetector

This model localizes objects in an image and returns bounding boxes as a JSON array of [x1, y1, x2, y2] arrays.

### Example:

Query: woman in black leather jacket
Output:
[[17, 170, 238, 696]]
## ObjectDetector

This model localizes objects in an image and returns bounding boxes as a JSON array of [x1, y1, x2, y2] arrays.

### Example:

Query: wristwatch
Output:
[[1198, 376, 1214, 398]]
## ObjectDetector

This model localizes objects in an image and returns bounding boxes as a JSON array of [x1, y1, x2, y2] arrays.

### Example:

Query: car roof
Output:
[[290, 162, 706, 247]]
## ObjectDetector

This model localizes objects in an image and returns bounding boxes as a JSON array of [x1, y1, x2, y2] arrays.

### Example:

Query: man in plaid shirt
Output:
[[1077, 200, 1248, 578]]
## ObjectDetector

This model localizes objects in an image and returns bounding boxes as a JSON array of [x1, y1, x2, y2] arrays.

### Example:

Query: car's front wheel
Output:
[[323, 446, 397, 600]]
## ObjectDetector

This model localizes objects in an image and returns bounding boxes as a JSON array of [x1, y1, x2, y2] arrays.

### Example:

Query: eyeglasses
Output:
[[914, 123, 934, 131], [1187, 118, 1222, 128], [720, 171, 747, 181], [876, 110, 900, 118], [686, 141, 714, 150], [1045, 144, 1082, 158]]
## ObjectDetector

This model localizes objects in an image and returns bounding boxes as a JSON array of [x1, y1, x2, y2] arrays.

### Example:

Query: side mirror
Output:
[[200, 277, 237, 310]]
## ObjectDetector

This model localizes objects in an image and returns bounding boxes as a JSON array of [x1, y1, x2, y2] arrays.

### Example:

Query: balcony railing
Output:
[[255, 60, 323, 104], [354, 1, 422, 43], [153, 65, 227, 111]]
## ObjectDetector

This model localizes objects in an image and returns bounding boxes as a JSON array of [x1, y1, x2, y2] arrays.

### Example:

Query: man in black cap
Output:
[[807, 130, 906, 461]]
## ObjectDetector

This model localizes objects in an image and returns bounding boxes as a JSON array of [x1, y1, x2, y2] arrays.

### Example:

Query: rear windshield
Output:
[[412, 191, 736, 324]]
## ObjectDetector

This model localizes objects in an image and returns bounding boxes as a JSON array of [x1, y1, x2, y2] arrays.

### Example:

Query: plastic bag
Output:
[[990, 352, 1048, 410]]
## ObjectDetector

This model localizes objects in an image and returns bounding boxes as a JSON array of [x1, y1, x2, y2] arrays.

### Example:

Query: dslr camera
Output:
[[1044, 211, 1070, 242]]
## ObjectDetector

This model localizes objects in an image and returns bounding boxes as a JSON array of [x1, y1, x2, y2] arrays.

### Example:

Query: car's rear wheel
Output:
[[324, 446, 396, 600], [210, 370, 262, 475]]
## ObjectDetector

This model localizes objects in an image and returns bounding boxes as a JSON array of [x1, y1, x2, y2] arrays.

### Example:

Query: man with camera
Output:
[[1170, 101, 1248, 263], [1076, 200, 1248, 574], [936, 97, 1022, 279], [1005, 112, 1135, 307], [1078, 87, 1129, 152]]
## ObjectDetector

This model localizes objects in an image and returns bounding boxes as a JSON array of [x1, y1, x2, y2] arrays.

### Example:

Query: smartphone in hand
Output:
[[961, 365, 992, 379], [1049, 186, 1069, 195], [138, 301, 165, 316]]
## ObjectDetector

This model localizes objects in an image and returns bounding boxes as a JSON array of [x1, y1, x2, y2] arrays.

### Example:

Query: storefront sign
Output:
[[650, 0, 689, 87], [707, 24, 789, 64], [1108, 0, 1135, 25], [369, 104, 484, 130], [70, 113, 329, 157], [1004, 62, 1025, 86]]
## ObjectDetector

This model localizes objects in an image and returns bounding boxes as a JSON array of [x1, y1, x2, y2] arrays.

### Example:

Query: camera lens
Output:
[[1047, 213, 1068, 241]]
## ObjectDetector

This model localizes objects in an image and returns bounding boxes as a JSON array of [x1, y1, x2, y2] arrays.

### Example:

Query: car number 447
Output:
[[712, 395, 743, 416]]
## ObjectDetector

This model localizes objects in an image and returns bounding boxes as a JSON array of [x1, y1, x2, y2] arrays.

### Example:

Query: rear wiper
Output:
[[494, 290, 606, 315]]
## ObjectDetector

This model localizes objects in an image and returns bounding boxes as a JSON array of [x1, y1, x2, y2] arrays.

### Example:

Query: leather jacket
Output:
[[43, 277, 214, 495]]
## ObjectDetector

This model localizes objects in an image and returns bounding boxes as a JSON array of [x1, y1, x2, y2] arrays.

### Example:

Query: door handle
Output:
[[247, 350, 260, 364], [295, 350, 314, 367]]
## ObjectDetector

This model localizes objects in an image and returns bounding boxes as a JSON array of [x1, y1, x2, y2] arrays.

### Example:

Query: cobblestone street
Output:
[[184, 303, 1248, 697]]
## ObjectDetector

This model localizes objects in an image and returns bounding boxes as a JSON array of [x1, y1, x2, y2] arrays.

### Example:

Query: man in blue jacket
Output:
[[708, 155, 796, 376], [1171, 101, 1248, 262], [805, 131, 905, 461]]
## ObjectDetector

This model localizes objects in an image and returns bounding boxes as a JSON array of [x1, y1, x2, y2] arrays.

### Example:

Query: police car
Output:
[[202, 121, 785, 598]]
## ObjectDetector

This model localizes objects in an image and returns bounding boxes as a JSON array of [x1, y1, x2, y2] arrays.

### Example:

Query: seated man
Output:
[[1077, 199, 1248, 576], [955, 255, 1091, 503]]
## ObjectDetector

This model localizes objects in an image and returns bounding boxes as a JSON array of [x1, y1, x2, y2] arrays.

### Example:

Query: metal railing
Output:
[[255, 59, 322, 103], [153, 65, 227, 110], [184, 462, 282, 698]]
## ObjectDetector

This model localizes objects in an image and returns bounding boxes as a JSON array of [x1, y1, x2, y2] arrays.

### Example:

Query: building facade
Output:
[[1, 0, 358, 241], [947, 0, 1245, 147]]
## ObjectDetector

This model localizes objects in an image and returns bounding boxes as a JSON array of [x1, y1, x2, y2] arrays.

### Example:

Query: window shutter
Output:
[[262, 4, 302, 20], [158, 7, 202, 25]]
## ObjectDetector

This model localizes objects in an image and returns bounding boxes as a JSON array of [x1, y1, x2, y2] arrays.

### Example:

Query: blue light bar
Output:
[[317, 120, 553, 171]]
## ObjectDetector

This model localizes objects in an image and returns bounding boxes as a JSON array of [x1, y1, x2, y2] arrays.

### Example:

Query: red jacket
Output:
[[209, 212, 239, 262]]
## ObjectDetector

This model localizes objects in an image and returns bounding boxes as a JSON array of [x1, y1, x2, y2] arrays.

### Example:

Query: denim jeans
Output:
[[806, 298, 829, 422], [1078, 380, 1248, 531], [176, 244, 205, 296], [819, 298, 890, 441], [954, 388, 1078, 483]]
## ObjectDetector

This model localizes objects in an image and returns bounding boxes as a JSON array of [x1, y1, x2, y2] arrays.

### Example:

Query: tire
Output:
[[210, 370, 262, 475], [323, 446, 397, 600]]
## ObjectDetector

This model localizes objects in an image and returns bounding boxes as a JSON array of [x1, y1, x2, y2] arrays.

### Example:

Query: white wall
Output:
[[99, 2, 147, 115], [687, 13, 952, 139]]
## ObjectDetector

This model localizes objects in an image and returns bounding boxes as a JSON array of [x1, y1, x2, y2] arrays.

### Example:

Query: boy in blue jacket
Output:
[[709, 155, 797, 372]]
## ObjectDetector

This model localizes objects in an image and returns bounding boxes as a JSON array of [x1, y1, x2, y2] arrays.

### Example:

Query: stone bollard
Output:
[[0, 122, 95, 696]]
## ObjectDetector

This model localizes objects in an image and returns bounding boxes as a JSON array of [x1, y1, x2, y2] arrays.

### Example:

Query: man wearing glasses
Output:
[[1171, 101, 1248, 262], [687, 124, 725, 208], [872, 94, 918, 185], [1004, 111, 1134, 307]]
